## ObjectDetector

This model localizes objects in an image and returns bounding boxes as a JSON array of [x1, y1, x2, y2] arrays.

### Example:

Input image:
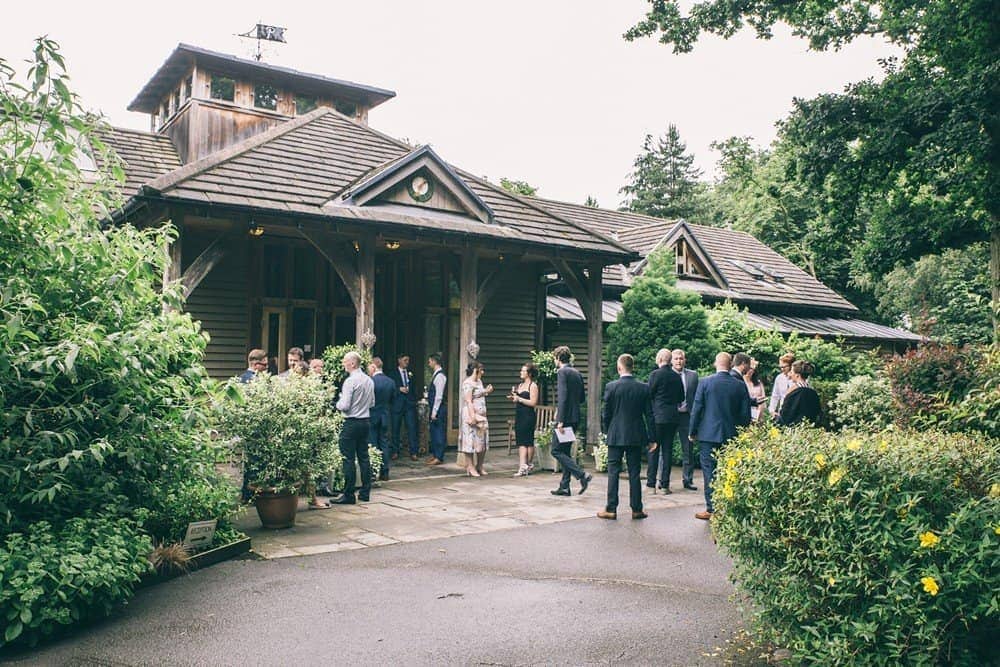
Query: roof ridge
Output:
[[98, 125, 173, 139]]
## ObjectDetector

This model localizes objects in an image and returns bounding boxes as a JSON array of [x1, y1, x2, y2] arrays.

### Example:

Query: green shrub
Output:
[[0, 517, 152, 648], [829, 374, 895, 432], [714, 425, 1000, 665], [321, 344, 373, 387]]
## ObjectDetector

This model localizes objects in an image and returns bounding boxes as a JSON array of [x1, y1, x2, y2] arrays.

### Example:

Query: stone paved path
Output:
[[237, 450, 706, 558]]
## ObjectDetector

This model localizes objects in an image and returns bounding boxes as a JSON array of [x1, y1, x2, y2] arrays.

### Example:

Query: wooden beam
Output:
[[162, 218, 183, 287], [457, 248, 478, 466], [585, 263, 604, 446], [552, 258, 593, 315], [356, 235, 375, 346], [180, 229, 235, 299], [297, 228, 362, 309]]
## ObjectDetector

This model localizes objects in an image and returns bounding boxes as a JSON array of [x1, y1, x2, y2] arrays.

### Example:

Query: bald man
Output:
[[688, 352, 751, 520]]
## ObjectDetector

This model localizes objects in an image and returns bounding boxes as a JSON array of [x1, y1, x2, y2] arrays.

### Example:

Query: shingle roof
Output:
[[93, 126, 181, 198], [121, 108, 633, 258]]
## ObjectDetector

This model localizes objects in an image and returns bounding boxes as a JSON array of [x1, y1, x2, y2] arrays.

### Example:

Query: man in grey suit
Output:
[[550, 346, 592, 496], [598, 354, 657, 520], [672, 349, 700, 491], [689, 352, 751, 520]]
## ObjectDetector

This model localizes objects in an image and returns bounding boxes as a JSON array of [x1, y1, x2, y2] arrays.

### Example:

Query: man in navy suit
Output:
[[689, 352, 751, 520], [646, 348, 684, 493], [388, 353, 419, 461], [598, 353, 657, 520], [672, 349, 700, 491], [550, 346, 591, 496], [369, 357, 396, 481]]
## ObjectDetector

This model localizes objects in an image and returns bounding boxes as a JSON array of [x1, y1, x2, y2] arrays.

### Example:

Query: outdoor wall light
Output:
[[247, 221, 264, 237], [385, 240, 401, 250]]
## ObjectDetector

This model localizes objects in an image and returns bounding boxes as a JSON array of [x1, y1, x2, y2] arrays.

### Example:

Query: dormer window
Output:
[[254, 83, 278, 111], [335, 100, 357, 117], [210, 75, 235, 102], [294, 95, 317, 114]]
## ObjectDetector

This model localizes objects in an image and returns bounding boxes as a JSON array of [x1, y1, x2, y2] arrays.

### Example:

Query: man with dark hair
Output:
[[730, 352, 752, 380], [238, 349, 267, 383], [388, 353, 419, 461], [689, 352, 752, 520], [598, 354, 657, 520], [672, 349, 700, 491], [277, 347, 305, 378], [647, 348, 684, 493], [550, 345, 592, 496], [368, 356, 396, 481], [426, 353, 448, 465]]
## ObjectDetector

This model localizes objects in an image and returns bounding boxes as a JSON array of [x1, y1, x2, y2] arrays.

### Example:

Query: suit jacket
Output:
[[648, 365, 684, 424], [777, 385, 822, 426], [602, 375, 656, 447], [555, 364, 584, 426], [689, 371, 752, 444], [386, 367, 417, 409], [679, 368, 699, 414], [371, 372, 396, 416]]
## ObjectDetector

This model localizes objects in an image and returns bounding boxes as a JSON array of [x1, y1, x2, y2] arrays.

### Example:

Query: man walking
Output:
[[550, 346, 592, 496], [388, 353, 419, 461], [673, 349, 700, 491], [646, 348, 684, 493], [689, 352, 751, 520], [334, 351, 375, 505], [426, 353, 448, 466], [369, 356, 396, 481], [598, 354, 657, 520]]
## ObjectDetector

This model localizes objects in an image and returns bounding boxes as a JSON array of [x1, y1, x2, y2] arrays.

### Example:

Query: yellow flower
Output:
[[953, 475, 961, 488], [918, 531, 940, 548], [768, 427, 780, 440], [814, 453, 827, 469], [846, 440, 862, 452], [994, 525, 1000, 536], [828, 467, 846, 486], [990, 483, 1000, 499], [878, 439, 889, 452], [920, 576, 939, 596], [827, 576, 836, 587], [722, 482, 735, 500]]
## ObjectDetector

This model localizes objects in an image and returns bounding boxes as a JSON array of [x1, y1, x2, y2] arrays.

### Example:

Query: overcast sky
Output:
[[7, 1, 894, 208]]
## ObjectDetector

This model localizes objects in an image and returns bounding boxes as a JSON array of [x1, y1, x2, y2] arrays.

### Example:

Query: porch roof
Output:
[[102, 108, 636, 262]]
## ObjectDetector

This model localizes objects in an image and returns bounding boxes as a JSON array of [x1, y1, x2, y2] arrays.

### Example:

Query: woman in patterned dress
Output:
[[460, 361, 494, 477]]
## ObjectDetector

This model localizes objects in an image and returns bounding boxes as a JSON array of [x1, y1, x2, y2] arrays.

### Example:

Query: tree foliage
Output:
[[605, 248, 716, 380], [499, 177, 538, 197], [619, 124, 705, 219]]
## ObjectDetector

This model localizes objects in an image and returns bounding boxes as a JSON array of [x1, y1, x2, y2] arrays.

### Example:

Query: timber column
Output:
[[356, 235, 375, 344], [458, 247, 478, 382], [584, 263, 603, 446]]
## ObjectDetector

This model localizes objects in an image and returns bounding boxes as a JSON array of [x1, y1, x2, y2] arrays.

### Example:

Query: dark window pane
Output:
[[335, 100, 357, 117], [210, 75, 235, 101], [332, 272, 353, 307], [264, 246, 287, 298], [265, 312, 282, 360], [424, 260, 443, 307], [183, 76, 192, 100], [334, 316, 355, 346], [254, 83, 278, 110], [292, 246, 316, 299], [294, 95, 317, 114], [291, 308, 315, 355]]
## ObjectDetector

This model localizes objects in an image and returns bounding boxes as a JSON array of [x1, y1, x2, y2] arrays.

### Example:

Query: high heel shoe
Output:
[[466, 467, 481, 477]]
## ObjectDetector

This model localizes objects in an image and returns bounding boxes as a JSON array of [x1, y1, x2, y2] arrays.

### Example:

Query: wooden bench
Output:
[[506, 405, 556, 453]]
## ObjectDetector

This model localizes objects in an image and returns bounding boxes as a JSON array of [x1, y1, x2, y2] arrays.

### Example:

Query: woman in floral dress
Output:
[[460, 361, 493, 477]]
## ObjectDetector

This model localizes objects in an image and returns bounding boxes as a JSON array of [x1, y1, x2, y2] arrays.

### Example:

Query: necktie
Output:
[[402, 370, 408, 388]]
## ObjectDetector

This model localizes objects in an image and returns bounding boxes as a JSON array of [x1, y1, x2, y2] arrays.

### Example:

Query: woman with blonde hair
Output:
[[459, 361, 494, 477]]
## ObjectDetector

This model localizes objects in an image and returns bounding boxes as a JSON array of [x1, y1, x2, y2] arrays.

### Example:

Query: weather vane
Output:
[[238, 23, 287, 61]]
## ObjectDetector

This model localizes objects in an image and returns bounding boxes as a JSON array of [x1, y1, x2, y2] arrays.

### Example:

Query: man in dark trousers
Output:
[[689, 352, 751, 520], [368, 356, 396, 481], [646, 348, 684, 494], [599, 353, 657, 520], [334, 351, 376, 505], [388, 353, 419, 461], [672, 349, 700, 491], [426, 353, 448, 466], [550, 345, 592, 496]]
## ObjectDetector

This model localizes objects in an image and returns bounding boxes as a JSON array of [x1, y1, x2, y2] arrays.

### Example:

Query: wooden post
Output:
[[356, 235, 375, 346], [456, 248, 478, 466], [585, 263, 604, 447], [162, 218, 182, 312]]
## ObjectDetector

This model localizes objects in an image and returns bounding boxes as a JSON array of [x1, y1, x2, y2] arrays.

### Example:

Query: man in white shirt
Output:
[[334, 351, 375, 505], [426, 353, 448, 465], [769, 353, 796, 419]]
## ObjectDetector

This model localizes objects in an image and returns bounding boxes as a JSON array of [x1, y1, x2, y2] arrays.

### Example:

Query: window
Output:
[[210, 75, 235, 101], [254, 83, 278, 110], [334, 100, 357, 117], [172, 90, 181, 114], [183, 76, 192, 101], [294, 95, 317, 115], [292, 247, 316, 299]]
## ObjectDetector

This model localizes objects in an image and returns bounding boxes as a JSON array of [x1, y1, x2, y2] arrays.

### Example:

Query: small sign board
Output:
[[183, 520, 217, 550]]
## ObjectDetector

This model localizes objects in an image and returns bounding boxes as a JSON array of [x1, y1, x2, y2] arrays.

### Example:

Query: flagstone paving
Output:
[[236, 451, 706, 558]]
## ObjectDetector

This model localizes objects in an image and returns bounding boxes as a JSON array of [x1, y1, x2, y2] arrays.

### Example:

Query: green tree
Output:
[[626, 0, 1000, 340], [620, 124, 705, 219], [876, 244, 993, 345], [605, 247, 716, 380], [499, 177, 538, 197], [584, 195, 600, 208]]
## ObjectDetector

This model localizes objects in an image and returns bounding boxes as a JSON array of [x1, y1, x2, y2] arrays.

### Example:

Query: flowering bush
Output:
[[594, 434, 609, 472], [218, 374, 343, 494], [321, 344, 373, 388], [829, 374, 895, 432], [713, 425, 999, 665]]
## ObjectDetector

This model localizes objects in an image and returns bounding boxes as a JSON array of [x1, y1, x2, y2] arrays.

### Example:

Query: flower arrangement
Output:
[[593, 433, 609, 472]]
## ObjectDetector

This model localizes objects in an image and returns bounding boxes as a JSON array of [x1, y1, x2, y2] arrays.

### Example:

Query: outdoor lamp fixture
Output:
[[385, 240, 401, 250], [247, 221, 264, 237]]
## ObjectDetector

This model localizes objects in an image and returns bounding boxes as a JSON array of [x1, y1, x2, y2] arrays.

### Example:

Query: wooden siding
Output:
[[183, 229, 251, 380], [477, 267, 541, 432]]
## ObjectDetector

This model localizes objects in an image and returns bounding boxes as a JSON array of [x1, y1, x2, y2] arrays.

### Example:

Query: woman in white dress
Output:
[[459, 361, 494, 477]]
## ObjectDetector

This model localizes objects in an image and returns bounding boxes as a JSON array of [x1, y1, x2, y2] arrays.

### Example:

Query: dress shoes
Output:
[[333, 496, 356, 505], [358, 494, 370, 502], [632, 511, 648, 520], [658, 487, 673, 495], [378, 471, 389, 481], [694, 510, 713, 520], [579, 474, 593, 494], [426, 458, 442, 466], [391, 453, 399, 461], [597, 510, 617, 520], [550, 488, 571, 496], [684, 483, 698, 491], [410, 454, 419, 461]]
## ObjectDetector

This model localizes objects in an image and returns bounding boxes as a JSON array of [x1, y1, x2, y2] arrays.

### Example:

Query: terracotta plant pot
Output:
[[253, 488, 299, 529]]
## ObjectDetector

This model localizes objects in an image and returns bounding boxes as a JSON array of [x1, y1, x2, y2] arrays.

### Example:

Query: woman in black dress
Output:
[[510, 363, 540, 477], [777, 360, 822, 426]]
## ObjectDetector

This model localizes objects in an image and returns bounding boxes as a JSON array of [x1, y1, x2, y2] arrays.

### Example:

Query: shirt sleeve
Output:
[[431, 374, 446, 417], [336, 376, 354, 413]]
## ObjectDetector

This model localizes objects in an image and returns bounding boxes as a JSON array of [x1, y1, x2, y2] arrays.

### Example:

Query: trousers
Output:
[[340, 418, 372, 500]]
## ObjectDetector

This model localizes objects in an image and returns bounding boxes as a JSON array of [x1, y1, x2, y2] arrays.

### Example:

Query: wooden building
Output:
[[99, 44, 636, 444]]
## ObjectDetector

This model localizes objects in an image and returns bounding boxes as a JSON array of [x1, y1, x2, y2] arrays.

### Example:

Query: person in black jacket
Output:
[[777, 360, 822, 427], [646, 348, 684, 493], [598, 354, 657, 521], [550, 346, 592, 496]]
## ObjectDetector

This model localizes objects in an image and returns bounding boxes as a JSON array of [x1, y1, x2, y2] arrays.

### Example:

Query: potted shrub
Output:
[[534, 421, 558, 471], [218, 373, 343, 528]]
